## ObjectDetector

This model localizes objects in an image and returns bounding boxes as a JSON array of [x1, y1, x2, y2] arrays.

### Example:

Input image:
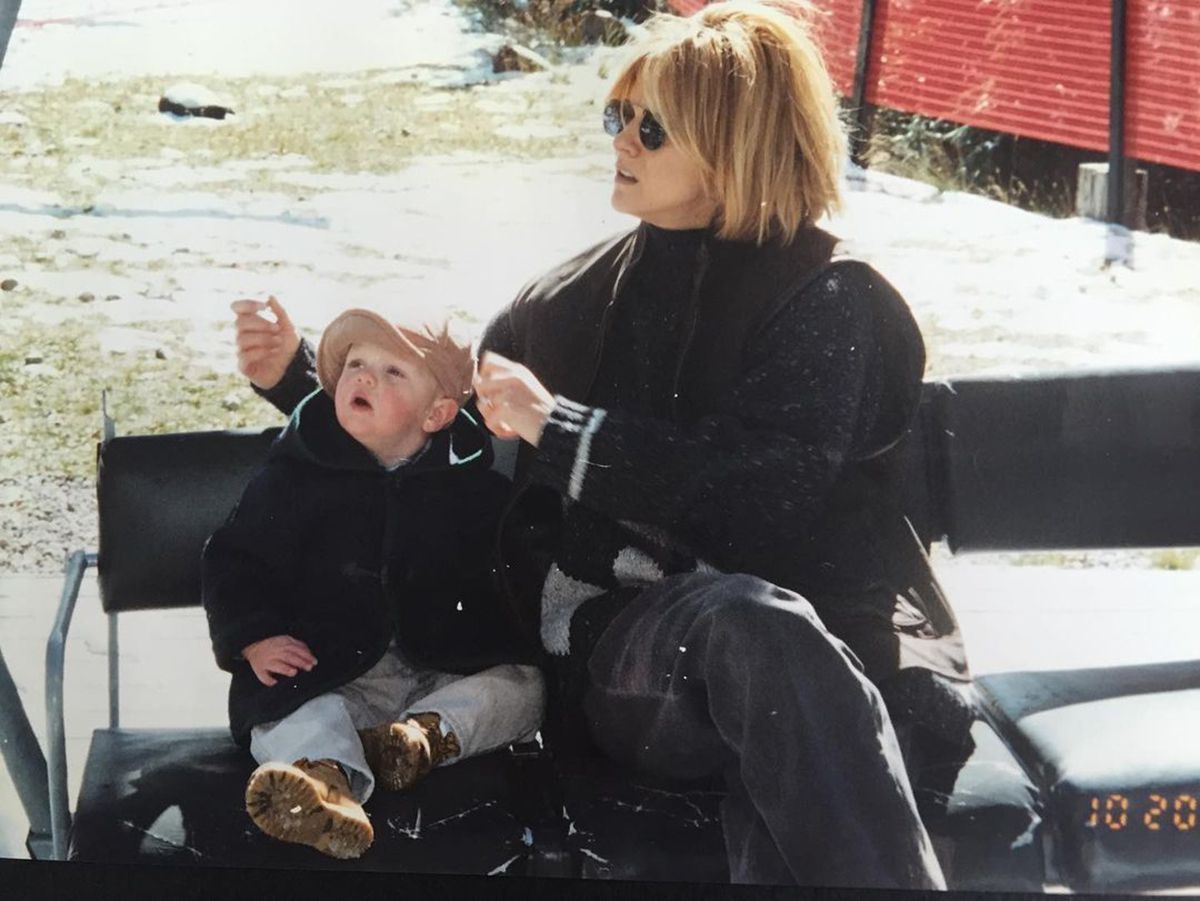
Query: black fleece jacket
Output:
[[201, 389, 523, 746]]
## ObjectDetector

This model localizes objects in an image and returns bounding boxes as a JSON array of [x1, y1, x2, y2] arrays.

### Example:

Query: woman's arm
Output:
[[480, 265, 918, 576]]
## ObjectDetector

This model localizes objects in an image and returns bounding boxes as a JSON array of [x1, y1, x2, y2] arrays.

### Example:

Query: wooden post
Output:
[[1077, 161, 1148, 230], [1106, 0, 1128, 224], [850, 0, 880, 167]]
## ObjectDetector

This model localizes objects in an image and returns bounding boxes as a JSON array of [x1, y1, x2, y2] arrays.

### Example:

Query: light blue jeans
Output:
[[250, 642, 544, 801]]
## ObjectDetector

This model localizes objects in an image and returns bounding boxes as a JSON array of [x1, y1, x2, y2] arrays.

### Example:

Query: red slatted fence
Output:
[[664, 0, 1200, 172]]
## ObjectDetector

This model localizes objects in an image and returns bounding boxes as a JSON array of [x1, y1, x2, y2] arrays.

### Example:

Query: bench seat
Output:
[[69, 728, 544, 874]]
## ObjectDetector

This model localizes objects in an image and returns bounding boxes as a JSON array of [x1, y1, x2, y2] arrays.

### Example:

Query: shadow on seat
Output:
[[69, 728, 533, 873]]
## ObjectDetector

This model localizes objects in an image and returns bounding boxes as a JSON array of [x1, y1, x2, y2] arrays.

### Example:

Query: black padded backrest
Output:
[[96, 429, 519, 614], [97, 429, 280, 613], [932, 368, 1200, 552]]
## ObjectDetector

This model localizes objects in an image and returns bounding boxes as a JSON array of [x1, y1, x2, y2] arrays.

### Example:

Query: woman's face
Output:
[[610, 85, 718, 231]]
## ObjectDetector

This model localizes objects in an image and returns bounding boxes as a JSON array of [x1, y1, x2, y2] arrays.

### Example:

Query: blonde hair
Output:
[[608, 0, 846, 244]]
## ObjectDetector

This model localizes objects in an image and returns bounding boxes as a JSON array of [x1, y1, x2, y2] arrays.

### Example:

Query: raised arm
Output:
[[476, 264, 921, 582], [232, 297, 318, 418]]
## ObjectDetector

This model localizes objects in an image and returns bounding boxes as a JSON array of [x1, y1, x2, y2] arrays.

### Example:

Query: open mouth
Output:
[[616, 166, 638, 184], [351, 396, 373, 411]]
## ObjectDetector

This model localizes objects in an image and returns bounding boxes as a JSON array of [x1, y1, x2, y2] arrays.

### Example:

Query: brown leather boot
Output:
[[358, 711, 461, 792], [244, 758, 373, 859]]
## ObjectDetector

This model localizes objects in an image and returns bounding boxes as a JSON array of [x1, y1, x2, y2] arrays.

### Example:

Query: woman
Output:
[[234, 1, 967, 888]]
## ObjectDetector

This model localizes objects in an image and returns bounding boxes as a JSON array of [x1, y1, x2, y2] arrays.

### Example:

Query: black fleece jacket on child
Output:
[[202, 389, 525, 746]]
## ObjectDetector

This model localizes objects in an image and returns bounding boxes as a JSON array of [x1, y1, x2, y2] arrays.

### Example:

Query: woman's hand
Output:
[[473, 352, 556, 447], [231, 296, 300, 390], [241, 634, 317, 687]]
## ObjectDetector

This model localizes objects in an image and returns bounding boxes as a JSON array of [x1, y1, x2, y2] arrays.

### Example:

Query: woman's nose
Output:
[[613, 116, 639, 154]]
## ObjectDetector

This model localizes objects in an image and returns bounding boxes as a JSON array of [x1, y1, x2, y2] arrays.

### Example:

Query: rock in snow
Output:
[[158, 82, 235, 120], [492, 44, 551, 74]]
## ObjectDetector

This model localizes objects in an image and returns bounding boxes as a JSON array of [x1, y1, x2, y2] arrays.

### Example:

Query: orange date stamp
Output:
[[1087, 793, 1198, 832]]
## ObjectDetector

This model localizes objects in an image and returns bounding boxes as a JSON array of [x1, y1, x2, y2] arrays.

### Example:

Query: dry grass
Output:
[[6, 72, 589, 204]]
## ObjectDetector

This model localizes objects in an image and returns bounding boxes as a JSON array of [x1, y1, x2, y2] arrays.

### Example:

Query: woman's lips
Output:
[[616, 167, 638, 184]]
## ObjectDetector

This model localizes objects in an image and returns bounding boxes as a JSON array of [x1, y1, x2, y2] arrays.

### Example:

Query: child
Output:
[[202, 306, 543, 859]]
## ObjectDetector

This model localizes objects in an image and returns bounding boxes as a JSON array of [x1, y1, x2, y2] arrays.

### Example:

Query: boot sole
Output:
[[245, 764, 373, 859]]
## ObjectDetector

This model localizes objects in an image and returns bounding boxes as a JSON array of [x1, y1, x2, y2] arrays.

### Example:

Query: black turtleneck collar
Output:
[[640, 222, 709, 259]]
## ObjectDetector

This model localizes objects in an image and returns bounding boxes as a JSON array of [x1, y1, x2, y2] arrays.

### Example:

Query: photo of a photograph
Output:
[[1, 0, 1198, 896]]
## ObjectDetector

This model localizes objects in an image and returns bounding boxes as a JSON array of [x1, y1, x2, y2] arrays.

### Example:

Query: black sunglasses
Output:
[[603, 99, 668, 151]]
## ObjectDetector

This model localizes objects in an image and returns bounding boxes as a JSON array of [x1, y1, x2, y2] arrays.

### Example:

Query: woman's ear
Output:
[[423, 397, 459, 434]]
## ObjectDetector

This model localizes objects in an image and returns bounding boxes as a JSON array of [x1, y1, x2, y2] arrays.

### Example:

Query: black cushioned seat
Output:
[[70, 728, 538, 874], [550, 712, 1045, 889], [912, 720, 1044, 890], [554, 756, 728, 882], [976, 660, 1200, 892]]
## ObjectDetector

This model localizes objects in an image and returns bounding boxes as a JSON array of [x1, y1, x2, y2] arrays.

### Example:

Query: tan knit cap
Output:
[[316, 308, 475, 402]]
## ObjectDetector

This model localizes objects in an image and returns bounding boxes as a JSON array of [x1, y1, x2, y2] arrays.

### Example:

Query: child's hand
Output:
[[241, 635, 317, 686], [231, 296, 301, 391]]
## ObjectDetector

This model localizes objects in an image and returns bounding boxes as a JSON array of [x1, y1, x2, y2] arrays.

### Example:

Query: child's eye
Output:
[[346, 359, 362, 369], [386, 366, 405, 378]]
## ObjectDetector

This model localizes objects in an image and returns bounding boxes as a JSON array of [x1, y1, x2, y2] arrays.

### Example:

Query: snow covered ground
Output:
[[3, 0, 1197, 378], [0, 0, 1197, 575], [3, 0, 504, 87]]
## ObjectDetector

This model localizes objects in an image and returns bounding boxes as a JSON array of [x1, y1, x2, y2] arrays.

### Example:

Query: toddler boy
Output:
[[202, 307, 542, 859]]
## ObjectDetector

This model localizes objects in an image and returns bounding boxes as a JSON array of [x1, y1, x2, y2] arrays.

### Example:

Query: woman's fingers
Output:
[[474, 385, 519, 437], [480, 407, 520, 439], [492, 424, 522, 440], [476, 350, 520, 380]]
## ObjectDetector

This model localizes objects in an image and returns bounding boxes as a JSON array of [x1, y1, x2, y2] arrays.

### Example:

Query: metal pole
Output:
[[0, 643, 53, 857], [0, 0, 22, 73], [851, 0, 880, 167], [108, 614, 119, 728], [1106, 0, 1127, 224], [46, 550, 92, 860]]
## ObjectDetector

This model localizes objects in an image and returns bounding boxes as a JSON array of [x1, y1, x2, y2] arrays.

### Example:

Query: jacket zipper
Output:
[[582, 224, 647, 404]]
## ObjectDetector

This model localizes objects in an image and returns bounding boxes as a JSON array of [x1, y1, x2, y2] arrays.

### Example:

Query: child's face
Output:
[[334, 340, 445, 466]]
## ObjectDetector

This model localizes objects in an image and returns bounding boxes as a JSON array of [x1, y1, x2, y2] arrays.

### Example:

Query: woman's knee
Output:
[[697, 573, 822, 636]]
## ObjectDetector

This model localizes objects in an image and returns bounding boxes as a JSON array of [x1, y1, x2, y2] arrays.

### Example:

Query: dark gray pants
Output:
[[581, 571, 946, 889]]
